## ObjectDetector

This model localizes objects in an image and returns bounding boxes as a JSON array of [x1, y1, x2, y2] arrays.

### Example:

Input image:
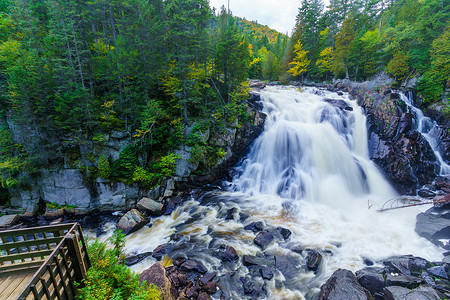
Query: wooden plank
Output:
[[0, 237, 63, 251], [0, 272, 34, 300], [0, 249, 53, 263]]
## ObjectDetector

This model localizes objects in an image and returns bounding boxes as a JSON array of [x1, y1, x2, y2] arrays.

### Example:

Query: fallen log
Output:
[[377, 194, 449, 212]]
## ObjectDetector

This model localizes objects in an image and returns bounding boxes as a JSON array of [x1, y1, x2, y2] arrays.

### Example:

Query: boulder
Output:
[[382, 255, 429, 276], [416, 206, 450, 244], [305, 250, 323, 272], [319, 269, 368, 300], [356, 267, 385, 295], [152, 244, 173, 260], [244, 221, 264, 233], [254, 231, 274, 250], [0, 214, 19, 228], [180, 260, 207, 274], [219, 246, 239, 262], [116, 209, 148, 235], [139, 262, 178, 300], [274, 255, 300, 279], [137, 197, 164, 215], [259, 266, 274, 280], [125, 252, 152, 266], [427, 266, 449, 280], [199, 273, 216, 285], [276, 227, 292, 240], [385, 273, 423, 289], [384, 285, 443, 300]]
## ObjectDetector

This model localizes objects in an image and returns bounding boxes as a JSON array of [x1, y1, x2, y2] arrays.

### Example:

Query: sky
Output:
[[208, 0, 301, 35]]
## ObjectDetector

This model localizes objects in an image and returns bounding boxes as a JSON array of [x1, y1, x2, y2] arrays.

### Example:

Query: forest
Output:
[[0, 0, 449, 199]]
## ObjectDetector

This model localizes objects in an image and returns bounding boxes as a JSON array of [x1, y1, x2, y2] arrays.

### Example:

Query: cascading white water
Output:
[[232, 86, 396, 202], [400, 92, 450, 176], [115, 86, 443, 300]]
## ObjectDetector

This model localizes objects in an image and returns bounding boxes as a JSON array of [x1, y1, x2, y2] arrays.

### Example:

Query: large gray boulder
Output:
[[117, 209, 148, 235], [0, 214, 19, 228], [319, 269, 368, 300], [137, 197, 164, 215], [139, 262, 178, 300]]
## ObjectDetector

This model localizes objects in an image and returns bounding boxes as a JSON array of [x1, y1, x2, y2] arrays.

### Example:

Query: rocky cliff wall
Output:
[[327, 79, 449, 194]]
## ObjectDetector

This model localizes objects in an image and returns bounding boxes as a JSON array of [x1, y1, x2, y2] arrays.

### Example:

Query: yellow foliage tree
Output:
[[316, 47, 333, 76], [288, 40, 310, 77]]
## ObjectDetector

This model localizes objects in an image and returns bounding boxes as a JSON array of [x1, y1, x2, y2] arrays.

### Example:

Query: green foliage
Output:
[[76, 230, 161, 300], [98, 155, 111, 179], [159, 153, 180, 177], [288, 40, 310, 77], [111, 146, 139, 180], [386, 50, 410, 83], [46, 201, 77, 209]]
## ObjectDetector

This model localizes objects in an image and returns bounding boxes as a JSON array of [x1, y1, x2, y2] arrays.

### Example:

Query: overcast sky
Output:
[[208, 0, 299, 35], [208, 0, 330, 36]]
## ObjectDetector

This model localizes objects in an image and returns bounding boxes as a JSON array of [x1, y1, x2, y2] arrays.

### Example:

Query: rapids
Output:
[[102, 86, 443, 299]]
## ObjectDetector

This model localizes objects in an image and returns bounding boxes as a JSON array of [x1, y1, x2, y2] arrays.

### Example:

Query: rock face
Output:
[[318, 269, 368, 300], [139, 262, 178, 300], [116, 209, 148, 235], [9, 169, 139, 213], [339, 83, 443, 194], [415, 201, 450, 246]]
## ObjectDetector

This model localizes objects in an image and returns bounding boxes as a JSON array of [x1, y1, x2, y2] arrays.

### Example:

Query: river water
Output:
[[116, 86, 443, 299]]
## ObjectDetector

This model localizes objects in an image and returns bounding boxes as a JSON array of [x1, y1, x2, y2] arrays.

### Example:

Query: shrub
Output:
[[76, 230, 161, 300], [97, 156, 111, 179]]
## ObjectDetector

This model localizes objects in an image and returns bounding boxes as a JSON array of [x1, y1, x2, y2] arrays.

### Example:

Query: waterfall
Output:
[[400, 92, 450, 176], [232, 86, 396, 203], [118, 86, 443, 300]]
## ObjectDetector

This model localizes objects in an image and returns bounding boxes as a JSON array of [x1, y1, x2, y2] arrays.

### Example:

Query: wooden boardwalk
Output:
[[0, 272, 35, 300], [0, 223, 90, 300]]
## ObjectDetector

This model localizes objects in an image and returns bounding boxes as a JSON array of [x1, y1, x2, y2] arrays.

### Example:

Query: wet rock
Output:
[[416, 206, 450, 244], [244, 221, 264, 233], [219, 246, 239, 262], [168, 270, 188, 288], [382, 255, 429, 276], [139, 262, 178, 300], [185, 287, 199, 298], [319, 269, 368, 300], [275, 255, 300, 279], [224, 207, 237, 220], [418, 189, 436, 198], [363, 257, 374, 266], [198, 292, 212, 300], [356, 267, 385, 295], [276, 227, 292, 240], [116, 209, 148, 235], [306, 250, 323, 272], [427, 265, 449, 280], [254, 231, 274, 250], [239, 212, 250, 222], [385, 273, 423, 289], [243, 255, 259, 266], [202, 281, 218, 294], [180, 260, 207, 274], [199, 273, 216, 285], [137, 197, 164, 215], [152, 244, 173, 260], [170, 233, 182, 241], [384, 285, 443, 300], [0, 214, 19, 228], [125, 252, 152, 266], [324, 99, 350, 110], [259, 266, 274, 280], [173, 256, 187, 267]]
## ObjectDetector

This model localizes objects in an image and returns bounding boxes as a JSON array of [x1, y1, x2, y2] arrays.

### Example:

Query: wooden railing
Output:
[[0, 223, 91, 300]]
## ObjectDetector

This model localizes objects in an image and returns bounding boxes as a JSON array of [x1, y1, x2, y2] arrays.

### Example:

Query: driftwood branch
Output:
[[377, 195, 449, 212]]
